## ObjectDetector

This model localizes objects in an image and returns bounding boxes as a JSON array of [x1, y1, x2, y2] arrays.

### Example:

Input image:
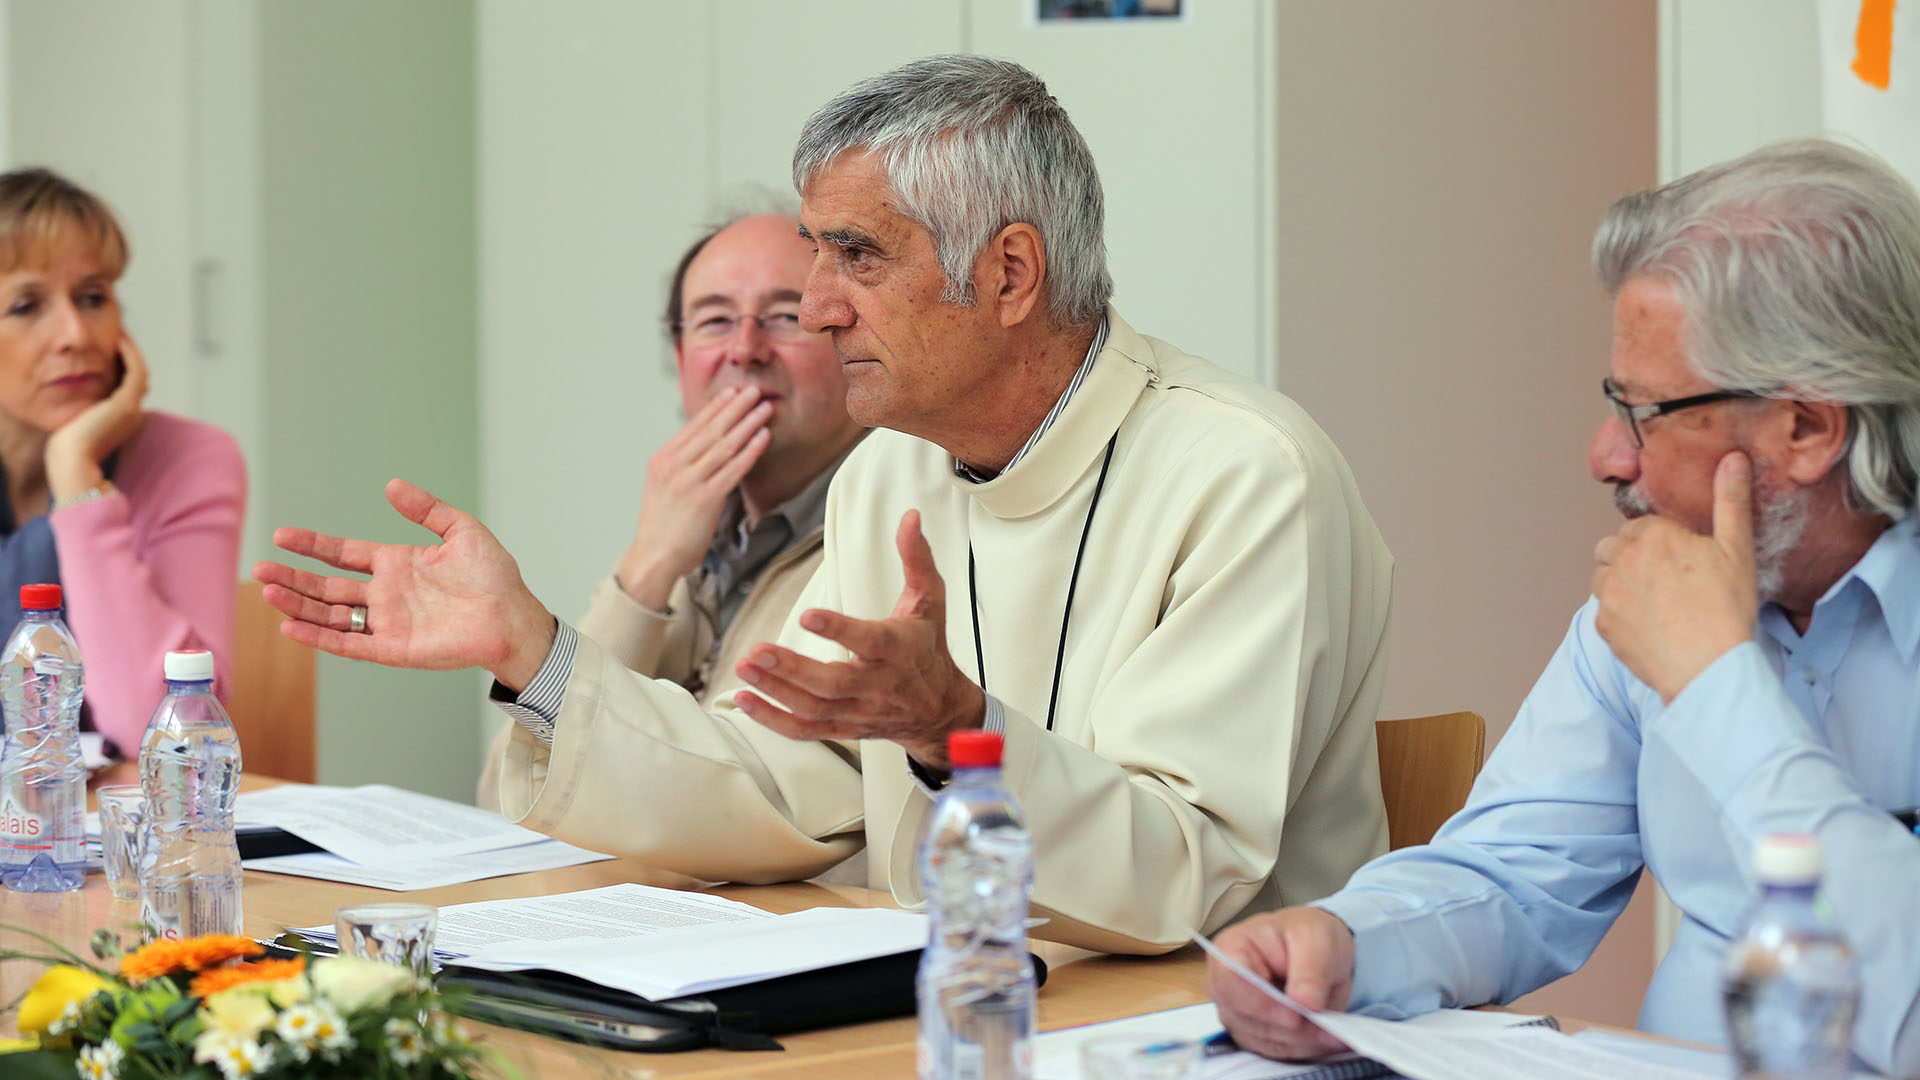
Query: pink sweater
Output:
[[49, 412, 246, 756]]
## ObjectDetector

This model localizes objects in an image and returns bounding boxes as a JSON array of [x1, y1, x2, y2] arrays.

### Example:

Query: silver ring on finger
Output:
[[348, 605, 368, 634]]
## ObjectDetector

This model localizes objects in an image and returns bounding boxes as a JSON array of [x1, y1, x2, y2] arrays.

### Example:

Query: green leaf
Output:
[[0, 1049, 80, 1080]]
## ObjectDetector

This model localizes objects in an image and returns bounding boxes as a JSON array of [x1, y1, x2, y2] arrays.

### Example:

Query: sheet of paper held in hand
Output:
[[1191, 931, 1719, 1080], [293, 883, 931, 1001], [234, 782, 611, 890]]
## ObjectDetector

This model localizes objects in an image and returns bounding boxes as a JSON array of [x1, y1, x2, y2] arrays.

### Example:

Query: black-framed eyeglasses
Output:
[[1601, 378, 1764, 448]]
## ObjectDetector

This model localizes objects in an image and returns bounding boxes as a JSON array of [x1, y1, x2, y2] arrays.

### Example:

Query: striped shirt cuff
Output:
[[907, 692, 1010, 796], [488, 619, 578, 748]]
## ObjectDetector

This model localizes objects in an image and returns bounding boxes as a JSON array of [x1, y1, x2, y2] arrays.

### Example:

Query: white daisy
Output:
[[49, 998, 84, 1036], [305, 1000, 354, 1061], [74, 1040, 123, 1080], [272, 1003, 324, 1062], [385, 1017, 426, 1066], [194, 1033, 274, 1080]]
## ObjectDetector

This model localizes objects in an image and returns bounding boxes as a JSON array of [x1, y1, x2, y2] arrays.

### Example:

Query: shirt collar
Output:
[[954, 315, 1109, 484], [1835, 512, 1920, 663], [719, 435, 857, 548]]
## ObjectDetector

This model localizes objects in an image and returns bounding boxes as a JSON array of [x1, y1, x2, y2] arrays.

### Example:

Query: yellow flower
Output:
[[16, 964, 113, 1035], [197, 986, 278, 1044]]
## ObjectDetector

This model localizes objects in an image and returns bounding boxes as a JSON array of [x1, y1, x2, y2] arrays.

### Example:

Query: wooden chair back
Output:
[[227, 582, 317, 783], [1375, 711, 1486, 850]]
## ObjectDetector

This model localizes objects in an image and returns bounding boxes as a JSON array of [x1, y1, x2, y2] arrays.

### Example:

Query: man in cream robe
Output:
[[496, 306, 1391, 953], [256, 56, 1393, 955]]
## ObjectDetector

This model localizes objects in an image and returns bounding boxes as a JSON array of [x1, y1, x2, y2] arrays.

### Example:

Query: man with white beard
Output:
[[1205, 137, 1920, 1077]]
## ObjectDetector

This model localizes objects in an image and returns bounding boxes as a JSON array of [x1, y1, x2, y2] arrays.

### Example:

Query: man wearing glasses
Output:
[[1208, 138, 1920, 1075], [477, 210, 866, 808]]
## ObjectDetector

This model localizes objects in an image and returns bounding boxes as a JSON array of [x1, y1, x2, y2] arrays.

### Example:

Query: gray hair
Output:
[[791, 54, 1112, 328], [1593, 138, 1920, 519]]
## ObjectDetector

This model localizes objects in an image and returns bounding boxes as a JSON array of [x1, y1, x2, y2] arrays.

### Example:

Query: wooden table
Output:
[[1, 773, 1209, 1077]]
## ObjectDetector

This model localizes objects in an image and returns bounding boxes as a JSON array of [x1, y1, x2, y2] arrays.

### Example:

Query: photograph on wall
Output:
[[1036, 0, 1184, 23]]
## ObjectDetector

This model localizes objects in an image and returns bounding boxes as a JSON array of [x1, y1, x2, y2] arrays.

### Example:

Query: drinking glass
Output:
[[94, 785, 144, 902], [333, 902, 438, 976], [1080, 1033, 1201, 1080]]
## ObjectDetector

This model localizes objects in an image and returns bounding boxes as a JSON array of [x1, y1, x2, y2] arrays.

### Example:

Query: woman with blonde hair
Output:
[[0, 167, 244, 757]]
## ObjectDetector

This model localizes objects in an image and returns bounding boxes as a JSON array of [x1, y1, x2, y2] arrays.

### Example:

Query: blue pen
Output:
[[1202, 1029, 1239, 1057]]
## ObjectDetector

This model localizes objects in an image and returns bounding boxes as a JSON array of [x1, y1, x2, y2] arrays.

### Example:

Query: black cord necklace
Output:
[[967, 432, 1119, 733]]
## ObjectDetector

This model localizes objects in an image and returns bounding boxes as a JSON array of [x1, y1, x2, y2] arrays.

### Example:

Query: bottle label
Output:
[[140, 897, 183, 943], [952, 1042, 985, 1080], [0, 796, 48, 853]]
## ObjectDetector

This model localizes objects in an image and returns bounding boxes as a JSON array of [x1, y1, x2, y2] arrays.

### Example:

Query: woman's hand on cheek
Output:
[[46, 333, 149, 501]]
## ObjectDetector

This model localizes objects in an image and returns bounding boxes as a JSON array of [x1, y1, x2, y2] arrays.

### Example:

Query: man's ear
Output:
[[977, 222, 1046, 329], [1775, 397, 1852, 486]]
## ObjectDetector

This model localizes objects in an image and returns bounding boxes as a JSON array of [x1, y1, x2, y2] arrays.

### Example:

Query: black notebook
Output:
[[438, 949, 1051, 1053]]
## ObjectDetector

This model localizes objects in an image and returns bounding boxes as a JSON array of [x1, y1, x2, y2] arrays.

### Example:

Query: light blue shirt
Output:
[[1317, 513, 1920, 1075]]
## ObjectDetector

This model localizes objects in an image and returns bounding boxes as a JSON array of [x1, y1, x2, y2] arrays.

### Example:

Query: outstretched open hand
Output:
[[732, 509, 985, 767], [253, 478, 557, 689]]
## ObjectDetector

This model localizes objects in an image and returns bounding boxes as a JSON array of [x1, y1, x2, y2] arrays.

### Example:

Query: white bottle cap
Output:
[[1754, 832, 1823, 885], [163, 650, 215, 683]]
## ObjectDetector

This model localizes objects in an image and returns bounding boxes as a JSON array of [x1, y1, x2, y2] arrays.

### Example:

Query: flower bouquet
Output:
[[2, 929, 497, 1079]]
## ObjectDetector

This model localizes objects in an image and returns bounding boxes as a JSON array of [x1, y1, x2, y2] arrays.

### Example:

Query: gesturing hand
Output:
[[732, 509, 985, 767], [1593, 451, 1760, 703], [615, 386, 773, 609], [46, 334, 150, 500], [1206, 908, 1355, 1061], [253, 478, 558, 691]]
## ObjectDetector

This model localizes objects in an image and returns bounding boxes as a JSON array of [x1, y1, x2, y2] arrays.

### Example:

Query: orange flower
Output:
[[189, 956, 307, 998], [119, 935, 265, 983]]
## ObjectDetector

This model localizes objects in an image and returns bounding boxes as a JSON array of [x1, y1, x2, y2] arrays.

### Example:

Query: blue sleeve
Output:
[[1645, 642, 1920, 1076], [1316, 601, 1646, 1016]]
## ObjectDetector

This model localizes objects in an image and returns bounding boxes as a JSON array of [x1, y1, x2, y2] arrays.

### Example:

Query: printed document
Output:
[[1194, 931, 1719, 1080], [292, 884, 925, 1001], [236, 783, 611, 889], [292, 882, 772, 958]]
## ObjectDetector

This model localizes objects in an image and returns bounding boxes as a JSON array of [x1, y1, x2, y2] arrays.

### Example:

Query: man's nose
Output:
[[723, 316, 775, 367], [799, 263, 853, 334], [1588, 415, 1640, 485]]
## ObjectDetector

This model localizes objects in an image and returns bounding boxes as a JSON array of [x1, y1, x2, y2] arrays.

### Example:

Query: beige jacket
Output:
[[490, 308, 1394, 954], [476, 532, 822, 810]]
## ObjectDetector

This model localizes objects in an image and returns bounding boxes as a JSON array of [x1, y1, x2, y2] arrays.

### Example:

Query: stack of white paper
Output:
[[292, 882, 774, 959], [237, 783, 612, 890], [291, 883, 929, 1001], [1193, 931, 1720, 1080], [1034, 1002, 1560, 1080]]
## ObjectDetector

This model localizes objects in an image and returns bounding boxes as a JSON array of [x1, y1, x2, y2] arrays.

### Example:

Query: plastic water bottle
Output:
[[0, 584, 86, 892], [1722, 833, 1860, 1080], [137, 650, 243, 940], [916, 731, 1036, 1080]]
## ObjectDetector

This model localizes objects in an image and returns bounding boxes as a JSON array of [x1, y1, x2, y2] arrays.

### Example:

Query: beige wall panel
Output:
[[1270, 0, 1659, 1028]]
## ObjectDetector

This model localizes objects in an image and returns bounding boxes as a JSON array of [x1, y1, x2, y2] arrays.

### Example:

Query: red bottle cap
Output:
[[948, 731, 1004, 768], [19, 584, 61, 611]]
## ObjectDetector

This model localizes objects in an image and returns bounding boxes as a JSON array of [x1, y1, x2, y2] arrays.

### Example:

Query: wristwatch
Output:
[[53, 480, 117, 512]]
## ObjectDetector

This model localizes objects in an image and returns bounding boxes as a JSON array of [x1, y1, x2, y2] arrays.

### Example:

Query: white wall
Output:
[[1660, 0, 1821, 179], [4, 0, 196, 420]]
